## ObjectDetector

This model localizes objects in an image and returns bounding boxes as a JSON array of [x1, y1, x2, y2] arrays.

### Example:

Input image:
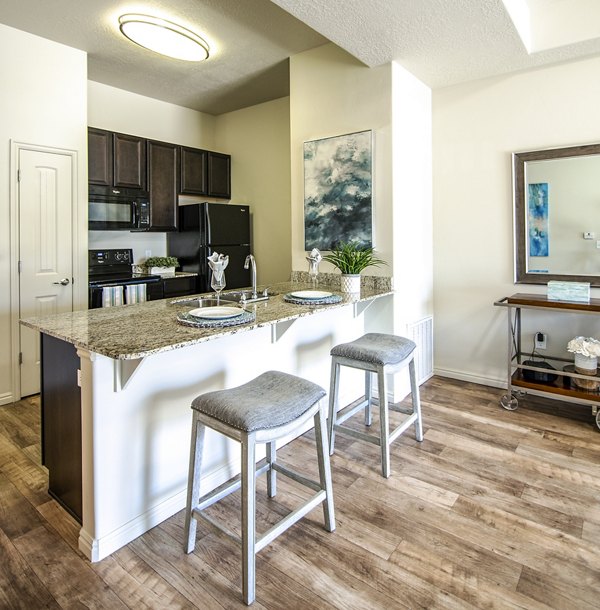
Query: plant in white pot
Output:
[[567, 336, 600, 371], [322, 241, 387, 293], [142, 256, 179, 276]]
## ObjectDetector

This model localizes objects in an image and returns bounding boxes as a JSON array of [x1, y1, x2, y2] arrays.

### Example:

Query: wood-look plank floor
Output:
[[1, 377, 599, 609]]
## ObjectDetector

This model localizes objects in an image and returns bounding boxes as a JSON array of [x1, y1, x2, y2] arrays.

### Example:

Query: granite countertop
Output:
[[21, 282, 393, 360]]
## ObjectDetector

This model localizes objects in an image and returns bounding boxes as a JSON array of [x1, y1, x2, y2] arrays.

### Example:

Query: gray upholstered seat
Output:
[[328, 333, 424, 478], [184, 370, 335, 605], [192, 371, 326, 432], [330, 333, 416, 366]]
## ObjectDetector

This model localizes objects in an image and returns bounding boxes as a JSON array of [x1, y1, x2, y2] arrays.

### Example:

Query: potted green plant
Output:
[[142, 256, 179, 276], [322, 241, 387, 293]]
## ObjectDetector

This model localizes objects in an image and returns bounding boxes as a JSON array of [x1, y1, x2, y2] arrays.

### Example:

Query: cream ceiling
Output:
[[1, 0, 599, 115]]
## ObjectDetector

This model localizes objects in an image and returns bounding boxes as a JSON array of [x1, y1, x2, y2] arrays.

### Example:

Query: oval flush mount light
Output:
[[118, 14, 210, 61]]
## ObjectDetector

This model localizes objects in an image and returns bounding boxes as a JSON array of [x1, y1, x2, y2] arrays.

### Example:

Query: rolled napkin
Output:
[[306, 248, 322, 280], [207, 251, 229, 280], [306, 248, 322, 263]]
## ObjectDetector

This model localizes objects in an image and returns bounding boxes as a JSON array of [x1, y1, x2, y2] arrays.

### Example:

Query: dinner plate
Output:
[[188, 306, 245, 320], [289, 290, 333, 300]]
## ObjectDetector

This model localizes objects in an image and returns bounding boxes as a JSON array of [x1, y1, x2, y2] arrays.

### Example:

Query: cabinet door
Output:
[[180, 146, 208, 195], [147, 140, 178, 231], [41, 334, 82, 523], [114, 132, 146, 189], [208, 151, 231, 199], [163, 276, 196, 298], [88, 127, 113, 186]]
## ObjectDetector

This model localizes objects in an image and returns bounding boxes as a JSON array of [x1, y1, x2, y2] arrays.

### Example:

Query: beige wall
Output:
[[214, 97, 292, 285], [88, 81, 216, 148], [290, 44, 433, 397], [0, 24, 88, 404], [433, 55, 600, 387], [289, 44, 394, 276]]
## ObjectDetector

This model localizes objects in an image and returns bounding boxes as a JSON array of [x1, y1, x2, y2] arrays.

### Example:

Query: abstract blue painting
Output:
[[528, 182, 549, 257], [304, 130, 373, 250]]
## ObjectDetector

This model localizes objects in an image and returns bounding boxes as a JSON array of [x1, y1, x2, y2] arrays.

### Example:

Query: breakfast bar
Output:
[[21, 281, 393, 561]]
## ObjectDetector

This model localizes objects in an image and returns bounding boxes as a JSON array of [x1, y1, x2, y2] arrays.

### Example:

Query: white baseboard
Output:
[[433, 367, 507, 390], [78, 458, 241, 562], [0, 392, 14, 406]]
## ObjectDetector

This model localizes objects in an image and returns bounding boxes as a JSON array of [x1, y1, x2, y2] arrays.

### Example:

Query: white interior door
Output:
[[19, 149, 74, 397]]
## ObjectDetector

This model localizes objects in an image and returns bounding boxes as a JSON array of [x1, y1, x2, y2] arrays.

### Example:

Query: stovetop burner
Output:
[[88, 249, 162, 285]]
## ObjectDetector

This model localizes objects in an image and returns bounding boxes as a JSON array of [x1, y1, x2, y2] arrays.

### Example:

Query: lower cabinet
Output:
[[41, 334, 82, 523], [163, 275, 196, 298]]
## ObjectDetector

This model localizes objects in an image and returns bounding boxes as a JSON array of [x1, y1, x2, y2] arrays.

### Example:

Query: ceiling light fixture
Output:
[[118, 14, 210, 61]]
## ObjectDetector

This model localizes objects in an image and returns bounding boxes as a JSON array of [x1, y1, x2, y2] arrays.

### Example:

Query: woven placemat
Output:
[[283, 293, 343, 306], [177, 309, 256, 328]]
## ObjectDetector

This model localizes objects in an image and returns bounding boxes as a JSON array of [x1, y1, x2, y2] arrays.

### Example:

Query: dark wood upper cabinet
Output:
[[208, 152, 231, 199], [180, 147, 231, 199], [114, 133, 146, 189], [180, 146, 208, 195], [147, 140, 178, 231], [88, 128, 113, 186]]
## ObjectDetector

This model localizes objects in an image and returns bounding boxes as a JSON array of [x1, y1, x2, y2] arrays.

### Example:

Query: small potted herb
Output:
[[142, 256, 179, 276], [322, 241, 387, 293]]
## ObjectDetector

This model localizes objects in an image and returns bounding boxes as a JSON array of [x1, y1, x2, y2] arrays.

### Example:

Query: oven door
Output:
[[89, 199, 135, 230], [89, 279, 164, 308]]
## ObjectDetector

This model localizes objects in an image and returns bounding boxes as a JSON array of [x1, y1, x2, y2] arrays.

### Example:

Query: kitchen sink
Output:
[[170, 296, 240, 307]]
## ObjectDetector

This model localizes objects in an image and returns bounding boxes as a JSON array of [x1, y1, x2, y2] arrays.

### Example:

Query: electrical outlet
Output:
[[145, 250, 152, 258], [535, 332, 547, 350]]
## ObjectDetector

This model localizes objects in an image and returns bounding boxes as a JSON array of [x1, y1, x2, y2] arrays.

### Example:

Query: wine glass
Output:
[[308, 259, 319, 287], [211, 271, 226, 304]]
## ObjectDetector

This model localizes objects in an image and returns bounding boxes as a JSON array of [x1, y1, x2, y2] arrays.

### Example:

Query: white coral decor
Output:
[[567, 336, 600, 358]]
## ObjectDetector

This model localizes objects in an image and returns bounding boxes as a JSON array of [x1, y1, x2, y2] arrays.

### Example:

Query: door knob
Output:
[[53, 278, 70, 286]]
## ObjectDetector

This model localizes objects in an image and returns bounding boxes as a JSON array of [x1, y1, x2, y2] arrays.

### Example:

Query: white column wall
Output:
[[0, 24, 87, 405]]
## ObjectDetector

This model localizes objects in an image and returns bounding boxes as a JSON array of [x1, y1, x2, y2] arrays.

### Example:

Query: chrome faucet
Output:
[[244, 254, 257, 300]]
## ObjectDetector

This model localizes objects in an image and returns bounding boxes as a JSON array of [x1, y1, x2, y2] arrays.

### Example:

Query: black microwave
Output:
[[89, 185, 150, 230]]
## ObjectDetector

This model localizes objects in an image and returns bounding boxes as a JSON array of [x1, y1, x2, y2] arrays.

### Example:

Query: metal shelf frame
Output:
[[494, 295, 600, 429]]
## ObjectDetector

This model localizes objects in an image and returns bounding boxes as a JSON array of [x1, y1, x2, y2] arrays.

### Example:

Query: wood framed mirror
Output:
[[514, 143, 600, 287]]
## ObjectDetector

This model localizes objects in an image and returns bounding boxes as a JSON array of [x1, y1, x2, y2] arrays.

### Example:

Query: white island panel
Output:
[[77, 305, 368, 561]]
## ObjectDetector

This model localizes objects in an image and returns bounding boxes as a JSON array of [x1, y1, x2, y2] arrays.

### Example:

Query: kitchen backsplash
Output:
[[88, 231, 167, 264]]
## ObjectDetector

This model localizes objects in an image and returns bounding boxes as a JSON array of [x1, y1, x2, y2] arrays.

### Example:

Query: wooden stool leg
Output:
[[184, 413, 205, 553], [241, 432, 256, 606], [377, 370, 391, 478], [266, 441, 277, 498], [364, 371, 372, 426], [328, 361, 340, 455], [409, 359, 424, 442], [314, 403, 336, 532]]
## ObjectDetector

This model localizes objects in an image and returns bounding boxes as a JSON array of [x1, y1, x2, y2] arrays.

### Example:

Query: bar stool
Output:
[[184, 370, 335, 606], [327, 333, 424, 478]]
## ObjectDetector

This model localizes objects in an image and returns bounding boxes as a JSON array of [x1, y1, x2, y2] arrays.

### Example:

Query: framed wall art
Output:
[[303, 129, 373, 250]]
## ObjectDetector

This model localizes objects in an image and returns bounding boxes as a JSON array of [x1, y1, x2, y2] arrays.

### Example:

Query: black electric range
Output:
[[88, 249, 164, 308]]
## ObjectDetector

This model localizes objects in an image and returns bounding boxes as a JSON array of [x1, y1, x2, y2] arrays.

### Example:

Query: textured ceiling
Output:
[[270, 0, 600, 88], [0, 0, 327, 115], [1, 0, 600, 115]]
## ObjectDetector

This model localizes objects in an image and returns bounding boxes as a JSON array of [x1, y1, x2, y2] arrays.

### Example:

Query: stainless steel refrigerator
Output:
[[167, 202, 252, 293]]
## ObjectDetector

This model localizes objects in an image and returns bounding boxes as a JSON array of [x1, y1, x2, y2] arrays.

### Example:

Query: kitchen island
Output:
[[21, 281, 393, 561]]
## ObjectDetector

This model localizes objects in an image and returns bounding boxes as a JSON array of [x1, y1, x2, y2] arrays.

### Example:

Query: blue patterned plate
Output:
[[177, 309, 255, 328]]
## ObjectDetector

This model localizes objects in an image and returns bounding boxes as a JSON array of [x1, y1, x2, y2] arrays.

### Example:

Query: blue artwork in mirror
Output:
[[528, 182, 549, 257], [303, 130, 373, 251]]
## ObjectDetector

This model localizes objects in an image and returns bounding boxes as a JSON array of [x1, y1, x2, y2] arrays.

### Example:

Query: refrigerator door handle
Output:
[[204, 204, 212, 245]]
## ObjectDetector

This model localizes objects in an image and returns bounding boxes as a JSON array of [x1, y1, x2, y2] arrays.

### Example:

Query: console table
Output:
[[494, 293, 600, 430]]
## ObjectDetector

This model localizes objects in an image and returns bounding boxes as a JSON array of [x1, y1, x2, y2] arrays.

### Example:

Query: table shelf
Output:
[[495, 294, 600, 428]]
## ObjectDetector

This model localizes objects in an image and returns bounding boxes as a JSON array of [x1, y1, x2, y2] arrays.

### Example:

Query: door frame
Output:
[[9, 141, 84, 403]]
